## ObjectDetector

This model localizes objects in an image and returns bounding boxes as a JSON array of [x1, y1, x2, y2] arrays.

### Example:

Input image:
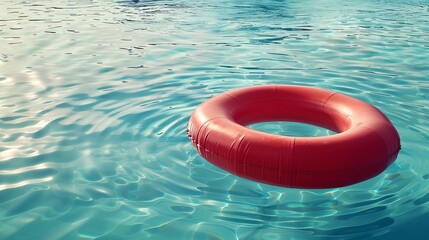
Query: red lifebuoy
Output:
[[187, 85, 401, 189]]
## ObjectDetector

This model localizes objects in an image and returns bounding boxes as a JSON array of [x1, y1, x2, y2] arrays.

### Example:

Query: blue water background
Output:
[[1, 0, 429, 239]]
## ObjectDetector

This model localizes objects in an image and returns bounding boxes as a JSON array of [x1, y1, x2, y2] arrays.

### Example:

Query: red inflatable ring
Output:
[[187, 85, 401, 189]]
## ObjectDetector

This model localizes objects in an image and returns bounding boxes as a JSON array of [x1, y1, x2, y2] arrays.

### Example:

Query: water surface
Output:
[[1, 0, 429, 239]]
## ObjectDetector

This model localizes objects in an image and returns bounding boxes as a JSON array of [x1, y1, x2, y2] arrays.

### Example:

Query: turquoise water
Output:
[[1, 0, 429, 239], [249, 121, 336, 137]]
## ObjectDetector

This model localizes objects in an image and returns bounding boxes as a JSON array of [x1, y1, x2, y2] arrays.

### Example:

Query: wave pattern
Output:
[[1, 0, 429, 239]]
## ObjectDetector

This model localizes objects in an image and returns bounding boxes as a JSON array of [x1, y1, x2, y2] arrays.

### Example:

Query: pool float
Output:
[[187, 85, 401, 189]]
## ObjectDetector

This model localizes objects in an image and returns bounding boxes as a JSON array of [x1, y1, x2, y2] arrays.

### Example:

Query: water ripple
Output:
[[1, 0, 428, 239]]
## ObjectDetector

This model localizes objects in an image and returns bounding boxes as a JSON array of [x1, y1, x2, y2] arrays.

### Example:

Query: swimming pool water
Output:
[[1, 0, 429, 239]]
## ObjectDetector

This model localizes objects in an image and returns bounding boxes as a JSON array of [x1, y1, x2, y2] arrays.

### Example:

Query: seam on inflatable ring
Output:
[[223, 93, 241, 105], [360, 125, 392, 161], [232, 134, 246, 173], [322, 92, 337, 108], [195, 117, 227, 150], [288, 138, 296, 185]]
